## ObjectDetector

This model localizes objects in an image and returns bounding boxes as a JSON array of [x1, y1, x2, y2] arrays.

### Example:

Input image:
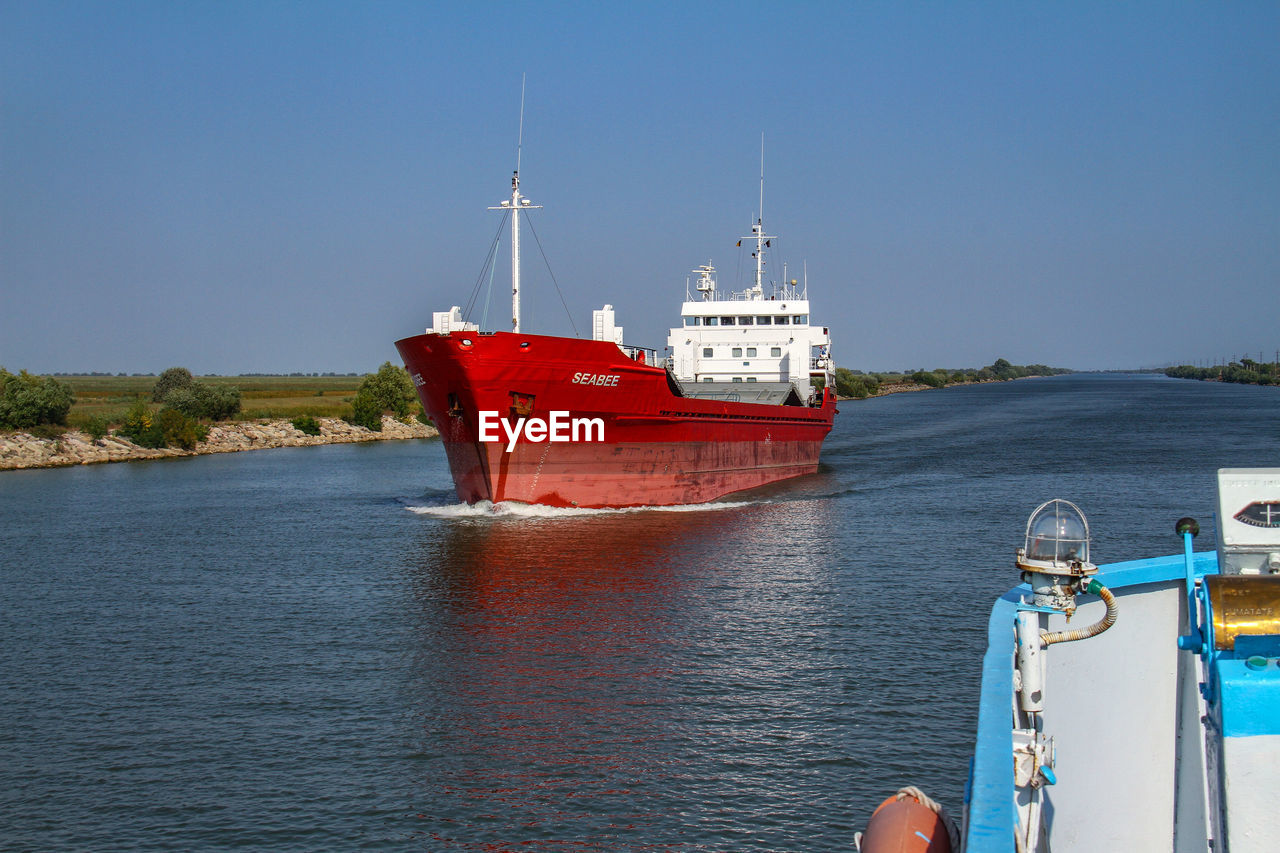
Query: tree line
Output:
[[832, 358, 1071, 399], [1165, 360, 1278, 387]]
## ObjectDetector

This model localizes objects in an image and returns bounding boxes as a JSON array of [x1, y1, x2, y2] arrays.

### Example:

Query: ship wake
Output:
[[405, 499, 758, 519]]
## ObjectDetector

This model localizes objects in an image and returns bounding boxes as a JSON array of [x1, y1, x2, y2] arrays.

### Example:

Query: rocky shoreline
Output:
[[842, 376, 1015, 400], [0, 416, 438, 471]]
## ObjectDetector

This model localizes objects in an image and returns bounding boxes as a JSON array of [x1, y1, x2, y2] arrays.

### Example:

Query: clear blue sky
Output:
[[3, 1, 1277, 374]]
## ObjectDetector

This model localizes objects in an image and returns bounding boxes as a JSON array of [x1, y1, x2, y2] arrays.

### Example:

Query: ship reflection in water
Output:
[[401, 493, 844, 849]]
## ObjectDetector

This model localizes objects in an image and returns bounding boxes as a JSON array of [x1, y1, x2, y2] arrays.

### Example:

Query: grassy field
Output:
[[58, 375, 367, 429]]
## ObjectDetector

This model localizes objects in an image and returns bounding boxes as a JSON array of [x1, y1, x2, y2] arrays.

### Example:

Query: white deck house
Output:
[[666, 258, 832, 399], [666, 209, 832, 399]]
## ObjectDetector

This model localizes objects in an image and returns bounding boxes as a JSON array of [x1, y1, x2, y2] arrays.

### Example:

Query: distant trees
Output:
[[833, 367, 880, 399], [152, 367, 195, 401], [990, 358, 1015, 380], [0, 368, 76, 429], [831, 359, 1071, 398], [164, 383, 242, 421], [984, 359, 1063, 381], [1166, 361, 1277, 387], [348, 362, 417, 431], [151, 367, 242, 420], [910, 370, 947, 388]]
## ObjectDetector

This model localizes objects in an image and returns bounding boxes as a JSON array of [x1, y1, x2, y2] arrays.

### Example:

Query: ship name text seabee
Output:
[[571, 373, 620, 387]]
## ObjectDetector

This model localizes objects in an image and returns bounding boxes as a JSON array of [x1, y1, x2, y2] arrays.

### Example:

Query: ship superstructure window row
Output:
[[682, 315, 809, 328], [699, 346, 777, 358]]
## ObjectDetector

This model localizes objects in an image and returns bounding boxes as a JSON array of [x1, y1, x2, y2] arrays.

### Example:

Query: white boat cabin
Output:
[[666, 263, 831, 398]]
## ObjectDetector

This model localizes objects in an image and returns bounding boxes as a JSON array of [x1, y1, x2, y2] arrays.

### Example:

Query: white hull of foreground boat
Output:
[[861, 469, 1280, 853]]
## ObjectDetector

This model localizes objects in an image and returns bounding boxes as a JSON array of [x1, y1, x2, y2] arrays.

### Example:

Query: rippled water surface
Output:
[[3, 374, 1278, 850]]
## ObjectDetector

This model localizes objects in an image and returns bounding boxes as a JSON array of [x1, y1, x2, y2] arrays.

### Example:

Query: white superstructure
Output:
[[666, 216, 833, 398]]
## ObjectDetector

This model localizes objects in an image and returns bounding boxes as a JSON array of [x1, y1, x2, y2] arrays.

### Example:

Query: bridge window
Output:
[[775, 316, 789, 325], [685, 317, 700, 326], [732, 347, 742, 357], [738, 316, 753, 325], [756, 316, 772, 325], [746, 377, 757, 382], [771, 347, 782, 357], [793, 315, 807, 325], [705, 317, 718, 326], [732, 377, 743, 383], [746, 347, 757, 357], [720, 316, 735, 326], [702, 347, 713, 357]]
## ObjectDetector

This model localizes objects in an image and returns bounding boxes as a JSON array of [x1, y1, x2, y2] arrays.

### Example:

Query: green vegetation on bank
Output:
[[151, 367, 244, 420], [831, 358, 1072, 399], [348, 362, 418, 432], [61, 373, 364, 424], [0, 368, 76, 434], [292, 415, 322, 436], [1, 364, 426, 446], [117, 398, 208, 450], [1165, 360, 1278, 387]]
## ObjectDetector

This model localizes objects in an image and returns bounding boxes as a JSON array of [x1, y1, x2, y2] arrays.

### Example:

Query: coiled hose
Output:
[[1041, 579, 1117, 646]]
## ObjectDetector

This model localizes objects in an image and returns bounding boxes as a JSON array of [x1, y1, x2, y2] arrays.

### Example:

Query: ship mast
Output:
[[744, 135, 774, 299], [489, 76, 541, 333]]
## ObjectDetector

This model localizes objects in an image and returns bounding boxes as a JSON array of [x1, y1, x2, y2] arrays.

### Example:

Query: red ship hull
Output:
[[394, 330, 837, 508]]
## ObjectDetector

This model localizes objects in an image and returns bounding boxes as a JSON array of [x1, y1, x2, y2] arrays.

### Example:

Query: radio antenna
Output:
[[516, 73, 526, 176], [758, 132, 765, 223], [490, 73, 540, 333], [742, 133, 774, 297]]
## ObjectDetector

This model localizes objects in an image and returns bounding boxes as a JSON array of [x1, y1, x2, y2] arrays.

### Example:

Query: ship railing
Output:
[[619, 345, 660, 366], [707, 289, 805, 302]]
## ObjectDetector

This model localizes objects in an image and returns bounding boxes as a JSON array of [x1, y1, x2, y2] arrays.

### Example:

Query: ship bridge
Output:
[[666, 264, 832, 398]]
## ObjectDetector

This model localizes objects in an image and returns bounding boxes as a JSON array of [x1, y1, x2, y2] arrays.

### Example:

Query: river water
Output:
[[2, 374, 1277, 851]]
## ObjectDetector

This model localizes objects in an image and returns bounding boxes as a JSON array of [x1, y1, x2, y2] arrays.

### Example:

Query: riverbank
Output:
[[0, 415, 438, 471], [6, 376, 1022, 469], [839, 377, 1002, 400]]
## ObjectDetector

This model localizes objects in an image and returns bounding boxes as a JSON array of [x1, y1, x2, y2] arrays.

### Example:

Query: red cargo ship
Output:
[[395, 167, 837, 508]]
